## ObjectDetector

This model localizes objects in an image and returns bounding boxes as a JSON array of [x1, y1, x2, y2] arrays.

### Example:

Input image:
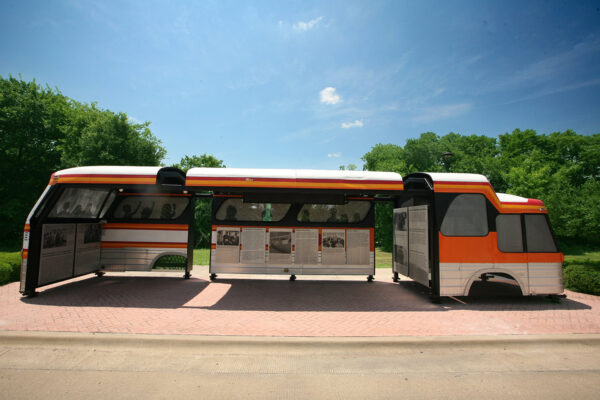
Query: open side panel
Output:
[[392, 207, 409, 277], [209, 194, 375, 276], [393, 205, 430, 287], [38, 223, 103, 286], [408, 205, 430, 287]]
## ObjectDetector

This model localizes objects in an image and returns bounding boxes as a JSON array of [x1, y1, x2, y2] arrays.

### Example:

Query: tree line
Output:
[[1, 76, 598, 251], [0, 76, 222, 247], [362, 131, 600, 251]]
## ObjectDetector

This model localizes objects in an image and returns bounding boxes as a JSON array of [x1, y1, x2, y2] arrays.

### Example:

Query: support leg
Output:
[[95, 271, 105, 277], [183, 271, 191, 279], [367, 275, 374, 282], [392, 272, 399, 282], [210, 273, 217, 281], [289, 274, 296, 281]]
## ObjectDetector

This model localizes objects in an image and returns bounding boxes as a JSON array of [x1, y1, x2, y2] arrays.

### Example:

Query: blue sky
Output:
[[1, 0, 599, 169]]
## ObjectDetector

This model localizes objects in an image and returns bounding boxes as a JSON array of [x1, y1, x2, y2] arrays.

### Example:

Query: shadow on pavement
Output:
[[21, 275, 209, 309], [442, 280, 591, 311], [20, 274, 592, 312], [198, 279, 442, 312]]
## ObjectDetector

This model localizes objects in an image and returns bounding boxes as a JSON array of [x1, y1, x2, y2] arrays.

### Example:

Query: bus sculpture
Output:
[[19, 166, 564, 300]]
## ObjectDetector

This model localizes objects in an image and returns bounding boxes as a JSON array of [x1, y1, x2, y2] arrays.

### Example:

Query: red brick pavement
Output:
[[1, 272, 599, 336]]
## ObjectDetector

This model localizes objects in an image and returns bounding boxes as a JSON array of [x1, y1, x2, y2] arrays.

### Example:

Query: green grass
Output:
[[0, 251, 20, 286], [193, 248, 211, 266], [375, 248, 393, 268]]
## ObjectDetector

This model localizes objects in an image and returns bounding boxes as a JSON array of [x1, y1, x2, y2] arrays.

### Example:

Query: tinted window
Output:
[[112, 196, 189, 220], [496, 214, 523, 252], [297, 201, 371, 223], [99, 191, 117, 218], [441, 194, 488, 236], [215, 199, 290, 222], [49, 188, 111, 218], [525, 214, 557, 252]]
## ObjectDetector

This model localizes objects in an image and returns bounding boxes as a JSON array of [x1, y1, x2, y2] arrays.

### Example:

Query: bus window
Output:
[[297, 201, 371, 223], [215, 199, 291, 222], [48, 188, 111, 219], [98, 191, 117, 218], [525, 214, 557, 252], [112, 196, 189, 220], [441, 194, 488, 236], [496, 214, 523, 252]]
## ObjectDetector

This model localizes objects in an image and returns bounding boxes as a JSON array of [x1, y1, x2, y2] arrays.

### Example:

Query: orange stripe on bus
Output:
[[102, 223, 188, 231], [51, 176, 156, 185], [187, 179, 403, 191], [101, 241, 187, 249], [438, 233, 562, 263]]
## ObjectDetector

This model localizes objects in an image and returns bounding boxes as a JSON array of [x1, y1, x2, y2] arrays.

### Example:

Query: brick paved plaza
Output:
[[1, 268, 599, 336]]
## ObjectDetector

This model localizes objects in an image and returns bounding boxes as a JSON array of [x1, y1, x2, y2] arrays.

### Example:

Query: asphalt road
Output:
[[1, 332, 599, 399]]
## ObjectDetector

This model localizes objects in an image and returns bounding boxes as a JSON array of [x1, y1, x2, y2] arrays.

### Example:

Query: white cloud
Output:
[[320, 87, 341, 105], [327, 152, 342, 158], [412, 103, 472, 124], [341, 120, 364, 129], [293, 16, 323, 31]]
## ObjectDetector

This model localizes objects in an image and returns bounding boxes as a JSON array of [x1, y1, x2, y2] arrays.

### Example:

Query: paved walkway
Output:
[[2, 332, 599, 400], [1, 268, 599, 336]]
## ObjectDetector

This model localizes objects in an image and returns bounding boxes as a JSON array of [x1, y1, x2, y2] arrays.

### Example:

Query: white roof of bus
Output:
[[186, 167, 403, 181], [496, 193, 530, 203], [53, 166, 162, 176], [422, 172, 490, 183]]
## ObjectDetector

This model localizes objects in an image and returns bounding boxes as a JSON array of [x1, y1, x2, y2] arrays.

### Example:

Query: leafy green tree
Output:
[[172, 154, 226, 248], [363, 129, 600, 248], [0, 75, 166, 248], [59, 103, 165, 167], [173, 154, 224, 172], [0, 77, 69, 246], [338, 163, 358, 171]]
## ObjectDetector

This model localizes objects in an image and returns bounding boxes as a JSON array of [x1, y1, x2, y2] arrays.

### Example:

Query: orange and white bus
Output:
[[395, 172, 563, 299], [185, 168, 404, 281], [20, 166, 564, 300], [20, 166, 193, 296]]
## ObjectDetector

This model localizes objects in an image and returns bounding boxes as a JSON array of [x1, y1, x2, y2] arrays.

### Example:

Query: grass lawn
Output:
[[192, 248, 394, 268], [375, 248, 393, 268], [193, 248, 211, 265]]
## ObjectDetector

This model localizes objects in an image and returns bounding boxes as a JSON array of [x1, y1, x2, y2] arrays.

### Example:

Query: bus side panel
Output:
[[527, 253, 564, 295], [210, 225, 374, 276], [100, 224, 188, 271], [438, 233, 530, 296]]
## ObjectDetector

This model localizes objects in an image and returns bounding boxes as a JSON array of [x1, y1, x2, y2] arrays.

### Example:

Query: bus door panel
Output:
[[74, 223, 102, 276], [393, 208, 409, 277], [37, 222, 102, 286], [38, 223, 77, 286], [393, 205, 430, 287], [408, 205, 430, 287], [524, 214, 564, 295]]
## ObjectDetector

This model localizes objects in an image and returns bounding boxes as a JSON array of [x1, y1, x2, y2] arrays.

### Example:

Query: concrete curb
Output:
[[2, 330, 599, 353]]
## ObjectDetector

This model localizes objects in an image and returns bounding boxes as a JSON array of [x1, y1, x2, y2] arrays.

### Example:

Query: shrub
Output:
[[153, 255, 187, 269], [563, 262, 600, 296], [0, 252, 20, 286]]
